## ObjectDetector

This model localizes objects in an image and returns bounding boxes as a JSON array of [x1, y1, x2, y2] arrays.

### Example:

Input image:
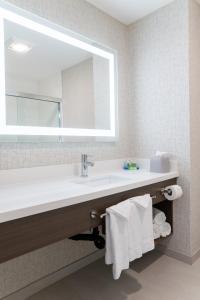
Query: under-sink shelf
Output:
[[155, 236, 172, 245]]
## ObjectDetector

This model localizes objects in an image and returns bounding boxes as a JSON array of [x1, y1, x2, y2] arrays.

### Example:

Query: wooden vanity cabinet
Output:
[[0, 178, 177, 263]]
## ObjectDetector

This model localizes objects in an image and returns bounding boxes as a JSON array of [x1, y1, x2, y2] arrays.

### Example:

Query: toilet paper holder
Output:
[[161, 188, 173, 196]]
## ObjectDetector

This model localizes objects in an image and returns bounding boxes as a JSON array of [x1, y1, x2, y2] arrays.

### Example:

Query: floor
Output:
[[28, 251, 200, 300]]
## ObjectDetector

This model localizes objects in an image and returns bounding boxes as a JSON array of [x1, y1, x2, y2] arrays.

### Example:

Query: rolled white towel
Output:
[[159, 222, 171, 237], [153, 223, 160, 239], [153, 221, 171, 239], [153, 208, 166, 225]]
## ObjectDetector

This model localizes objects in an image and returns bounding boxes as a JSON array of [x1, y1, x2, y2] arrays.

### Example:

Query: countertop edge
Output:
[[0, 171, 178, 224]]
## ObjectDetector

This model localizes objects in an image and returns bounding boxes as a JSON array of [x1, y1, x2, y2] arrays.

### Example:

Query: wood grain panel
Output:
[[0, 178, 177, 263]]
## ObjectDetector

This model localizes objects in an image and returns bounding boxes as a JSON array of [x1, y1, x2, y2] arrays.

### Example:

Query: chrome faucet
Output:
[[81, 154, 94, 177]]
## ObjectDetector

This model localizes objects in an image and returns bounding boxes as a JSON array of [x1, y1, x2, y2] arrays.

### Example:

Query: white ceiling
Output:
[[85, 0, 174, 25]]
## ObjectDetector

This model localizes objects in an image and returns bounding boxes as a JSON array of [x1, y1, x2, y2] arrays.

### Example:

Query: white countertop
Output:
[[0, 158, 178, 223]]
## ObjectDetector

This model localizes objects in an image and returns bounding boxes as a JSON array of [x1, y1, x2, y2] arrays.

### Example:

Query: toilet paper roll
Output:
[[164, 185, 183, 201]]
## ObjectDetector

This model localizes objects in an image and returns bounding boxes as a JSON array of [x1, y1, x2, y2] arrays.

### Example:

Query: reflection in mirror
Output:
[[4, 19, 111, 131], [6, 93, 61, 127]]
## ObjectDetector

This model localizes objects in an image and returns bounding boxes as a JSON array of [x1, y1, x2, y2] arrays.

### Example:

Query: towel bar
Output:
[[92, 194, 157, 220], [100, 213, 107, 219], [90, 209, 106, 219]]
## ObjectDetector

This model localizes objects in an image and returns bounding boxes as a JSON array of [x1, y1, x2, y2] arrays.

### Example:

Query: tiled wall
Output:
[[189, 0, 200, 256], [0, 0, 130, 298], [128, 0, 191, 257]]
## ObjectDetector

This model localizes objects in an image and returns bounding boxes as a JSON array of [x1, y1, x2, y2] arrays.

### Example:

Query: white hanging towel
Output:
[[127, 200, 143, 261], [129, 194, 155, 254], [105, 200, 131, 280], [105, 195, 154, 280]]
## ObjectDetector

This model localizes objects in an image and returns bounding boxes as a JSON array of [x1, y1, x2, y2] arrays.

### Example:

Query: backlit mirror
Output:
[[0, 4, 117, 139]]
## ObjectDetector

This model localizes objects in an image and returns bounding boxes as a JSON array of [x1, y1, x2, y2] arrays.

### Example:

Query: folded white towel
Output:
[[153, 208, 166, 225], [130, 194, 155, 254], [153, 219, 171, 239], [152, 207, 171, 239]]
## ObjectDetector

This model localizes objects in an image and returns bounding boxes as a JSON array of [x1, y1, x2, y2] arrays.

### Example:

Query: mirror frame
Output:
[[0, 1, 117, 137]]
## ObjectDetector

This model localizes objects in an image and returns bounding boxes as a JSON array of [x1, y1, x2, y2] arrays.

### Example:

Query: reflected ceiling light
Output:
[[8, 40, 32, 53]]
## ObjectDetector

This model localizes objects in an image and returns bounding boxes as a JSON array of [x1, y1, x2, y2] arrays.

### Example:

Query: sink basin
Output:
[[74, 175, 130, 187]]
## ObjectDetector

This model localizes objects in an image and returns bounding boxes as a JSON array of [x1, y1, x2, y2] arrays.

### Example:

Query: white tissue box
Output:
[[150, 156, 170, 173]]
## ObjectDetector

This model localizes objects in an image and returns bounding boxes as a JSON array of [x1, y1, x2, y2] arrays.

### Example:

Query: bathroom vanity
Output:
[[0, 3, 179, 265], [0, 161, 178, 263]]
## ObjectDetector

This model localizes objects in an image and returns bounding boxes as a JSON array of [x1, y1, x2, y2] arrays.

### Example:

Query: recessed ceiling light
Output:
[[8, 41, 32, 53]]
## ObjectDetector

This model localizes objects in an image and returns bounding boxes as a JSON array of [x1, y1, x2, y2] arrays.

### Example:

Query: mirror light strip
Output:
[[0, 7, 113, 60], [109, 56, 116, 133], [0, 126, 115, 137]]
